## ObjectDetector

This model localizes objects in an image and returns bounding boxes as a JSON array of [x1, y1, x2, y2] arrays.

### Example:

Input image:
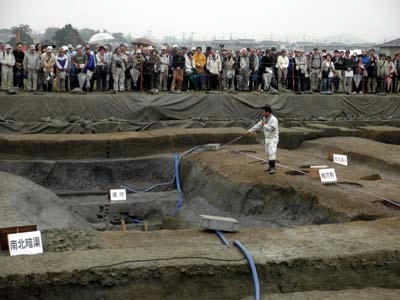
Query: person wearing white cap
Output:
[[72, 45, 86, 90], [0, 44, 15, 91], [128, 49, 144, 90], [23, 45, 40, 92], [55, 47, 69, 92], [41, 46, 56, 91], [159, 45, 170, 91], [142, 46, 159, 92], [294, 49, 306, 93]]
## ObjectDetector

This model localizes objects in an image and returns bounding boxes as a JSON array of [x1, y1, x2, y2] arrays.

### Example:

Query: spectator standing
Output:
[[185, 52, 197, 91], [260, 48, 275, 92], [353, 56, 364, 94], [332, 50, 344, 93], [159, 46, 170, 91], [55, 47, 69, 92], [42, 46, 56, 92], [342, 50, 354, 94], [170, 48, 185, 93], [95, 46, 108, 92], [277, 49, 289, 91], [72, 45, 86, 90], [248, 49, 259, 91], [310, 48, 322, 92], [84, 46, 96, 91], [111, 47, 126, 93], [130, 49, 144, 90], [237, 48, 250, 91], [321, 54, 335, 94], [193, 47, 206, 90], [394, 54, 400, 93], [23, 45, 40, 92], [295, 49, 306, 93], [367, 50, 378, 94], [206, 49, 222, 91], [12, 42, 25, 90], [287, 51, 295, 92], [221, 49, 235, 91], [0, 44, 15, 91]]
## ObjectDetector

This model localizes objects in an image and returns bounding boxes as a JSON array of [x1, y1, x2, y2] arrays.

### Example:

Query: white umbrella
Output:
[[88, 32, 115, 44]]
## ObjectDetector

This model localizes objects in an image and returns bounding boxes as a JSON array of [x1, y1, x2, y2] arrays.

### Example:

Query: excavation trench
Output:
[[0, 153, 350, 231], [1, 150, 399, 300]]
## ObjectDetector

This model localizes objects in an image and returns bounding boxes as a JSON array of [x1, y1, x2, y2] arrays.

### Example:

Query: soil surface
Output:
[[182, 139, 400, 223], [1, 217, 400, 299]]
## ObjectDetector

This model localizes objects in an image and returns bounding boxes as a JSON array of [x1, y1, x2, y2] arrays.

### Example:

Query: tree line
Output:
[[0, 24, 131, 47]]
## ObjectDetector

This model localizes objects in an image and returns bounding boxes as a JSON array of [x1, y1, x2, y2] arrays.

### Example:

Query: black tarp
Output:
[[0, 93, 399, 134]]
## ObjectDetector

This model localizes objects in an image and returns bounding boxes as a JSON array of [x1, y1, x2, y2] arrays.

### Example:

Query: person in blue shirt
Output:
[[83, 46, 96, 91]]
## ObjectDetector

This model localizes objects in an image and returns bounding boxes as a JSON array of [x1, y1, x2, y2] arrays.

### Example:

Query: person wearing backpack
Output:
[[310, 47, 322, 92]]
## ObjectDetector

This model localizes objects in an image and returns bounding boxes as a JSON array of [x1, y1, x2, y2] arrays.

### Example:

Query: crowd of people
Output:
[[1, 42, 400, 95]]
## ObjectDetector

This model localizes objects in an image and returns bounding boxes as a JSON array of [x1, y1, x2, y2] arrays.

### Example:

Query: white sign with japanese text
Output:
[[333, 154, 348, 166], [8, 230, 43, 256], [110, 189, 127, 201], [319, 168, 337, 183]]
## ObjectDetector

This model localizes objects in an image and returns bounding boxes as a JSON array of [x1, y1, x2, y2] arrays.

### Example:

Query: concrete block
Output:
[[200, 215, 239, 232], [203, 143, 221, 151]]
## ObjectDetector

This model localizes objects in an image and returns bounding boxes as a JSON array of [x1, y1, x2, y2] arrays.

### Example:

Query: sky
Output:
[[1, 0, 399, 43]]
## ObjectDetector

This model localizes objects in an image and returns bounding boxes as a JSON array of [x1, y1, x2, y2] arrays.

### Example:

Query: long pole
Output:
[[140, 61, 143, 92], [292, 62, 295, 92]]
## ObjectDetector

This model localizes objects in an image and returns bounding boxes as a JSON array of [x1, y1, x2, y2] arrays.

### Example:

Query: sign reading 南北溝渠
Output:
[[7, 230, 43, 256]]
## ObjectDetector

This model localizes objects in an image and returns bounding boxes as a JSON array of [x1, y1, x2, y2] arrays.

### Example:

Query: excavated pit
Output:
[[0, 152, 352, 231]]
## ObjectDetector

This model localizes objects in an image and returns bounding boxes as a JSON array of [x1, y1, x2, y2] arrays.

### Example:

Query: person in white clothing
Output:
[[277, 49, 289, 91], [246, 105, 279, 174], [206, 49, 221, 90], [159, 46, 170, 91], [0, 44, 15, 91]]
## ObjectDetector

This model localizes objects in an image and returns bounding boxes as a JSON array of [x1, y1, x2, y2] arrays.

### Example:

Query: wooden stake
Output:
[[121, 218, 126, 232]]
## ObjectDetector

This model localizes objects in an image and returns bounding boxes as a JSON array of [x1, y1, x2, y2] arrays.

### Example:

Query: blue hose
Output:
[[233, 240, 261, 300], [215, 230, 230, 247], [121, 146, 202, 195], [173, 152, 183, 214]]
